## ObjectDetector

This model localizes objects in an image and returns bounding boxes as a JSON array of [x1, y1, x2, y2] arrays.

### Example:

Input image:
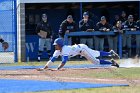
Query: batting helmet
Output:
[[53, 38, 64, 47]]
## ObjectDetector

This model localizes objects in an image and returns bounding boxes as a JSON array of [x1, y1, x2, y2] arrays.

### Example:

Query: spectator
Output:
[[36, 14, 52, 62], [59, 15, 77, 45], [95, 16, 111, 51], [123, 15, 137, 57], [113, 15, 120, 26], [108, 21, 123, 53], [79, 12, 94, 49], [136, 19, 140, 57], [120, 11, 127, 25]]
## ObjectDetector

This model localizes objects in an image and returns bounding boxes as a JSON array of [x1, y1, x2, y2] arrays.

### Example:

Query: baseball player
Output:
[[79, 12, 94, 49], [136, 19, 140, 57], [36, 38, 119, 71], [36, 14, 52, 62], [0, 37, 9, 51], [59, 15, 77, 45], [123, 15, 137, 57]]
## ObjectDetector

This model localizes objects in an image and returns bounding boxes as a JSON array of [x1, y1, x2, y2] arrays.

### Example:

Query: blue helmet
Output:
[[53, 38, 64, 47]]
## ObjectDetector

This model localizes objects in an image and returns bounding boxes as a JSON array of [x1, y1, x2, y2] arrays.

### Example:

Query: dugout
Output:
[[17, 0, 140, 62]]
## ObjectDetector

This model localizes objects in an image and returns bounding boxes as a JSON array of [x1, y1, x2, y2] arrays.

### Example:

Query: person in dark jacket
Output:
[[59, 15, 77, 45], [36, 14, 52, 62], [94, 16, 111, 51], [120, 11, 127, 26], [123, 15, 137, 57], [136, 20, 140, 57], [79, 12, 94, 49], [112, 15, 120, 26], [108, 21, 123, 53]]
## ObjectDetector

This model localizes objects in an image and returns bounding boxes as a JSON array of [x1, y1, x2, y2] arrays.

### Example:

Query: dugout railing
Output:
[[64, 31, 140, 59]]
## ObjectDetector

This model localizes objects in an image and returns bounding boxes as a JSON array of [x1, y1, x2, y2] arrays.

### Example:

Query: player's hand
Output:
[[37, 33, 46, 39], [86, 29, 94, 32], [103, 28, 107, 31], [2, 42, 9, 51], [36, 68, 45, 71], [106, 29, 110, 32], [65, 30, 69, 33]]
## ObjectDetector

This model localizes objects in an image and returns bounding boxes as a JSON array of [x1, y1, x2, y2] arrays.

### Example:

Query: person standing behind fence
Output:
[[113, 15, 120, 26], [59, 15, 77, 45], [123, 15, 137, 57], [136, 20, 140, 57], [36, 14, 52, 62], [120, 11, 127, 26], [108, 21, 123, 53], [94, 16, 111, 51], [79, 12, 94, 49]]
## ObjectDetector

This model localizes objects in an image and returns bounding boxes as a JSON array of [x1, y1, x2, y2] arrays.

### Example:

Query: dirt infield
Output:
[[0, 68, 139, 86]]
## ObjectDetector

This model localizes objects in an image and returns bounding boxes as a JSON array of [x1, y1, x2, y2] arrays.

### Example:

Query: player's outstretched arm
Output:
[[53, 56, 68, 71], [36, 56, 56, 71], [36, 60, 54, 71], [56, 63, 65, 70]]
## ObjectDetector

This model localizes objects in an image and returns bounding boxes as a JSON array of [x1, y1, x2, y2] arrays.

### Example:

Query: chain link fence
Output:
[[0, 0, 16, 63]]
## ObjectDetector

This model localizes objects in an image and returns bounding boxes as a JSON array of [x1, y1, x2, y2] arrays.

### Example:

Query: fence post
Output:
[[14, 0, 18, 62]]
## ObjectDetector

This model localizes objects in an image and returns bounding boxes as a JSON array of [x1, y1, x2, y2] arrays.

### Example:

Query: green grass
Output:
[[76, 68, 140, 79]]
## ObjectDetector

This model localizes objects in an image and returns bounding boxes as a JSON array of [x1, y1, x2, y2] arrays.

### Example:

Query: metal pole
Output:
[[14, 0, 18, 62]]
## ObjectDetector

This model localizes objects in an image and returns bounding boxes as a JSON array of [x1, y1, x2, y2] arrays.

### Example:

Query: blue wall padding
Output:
[[0, 79, 128, 93]]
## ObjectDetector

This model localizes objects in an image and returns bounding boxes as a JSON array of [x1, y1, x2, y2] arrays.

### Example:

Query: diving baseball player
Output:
[[36, 38, 119, 71]]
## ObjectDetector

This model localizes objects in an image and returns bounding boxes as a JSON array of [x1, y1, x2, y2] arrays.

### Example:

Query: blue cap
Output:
[[83, 12, 89, 16], [53, 38, 64, 47]]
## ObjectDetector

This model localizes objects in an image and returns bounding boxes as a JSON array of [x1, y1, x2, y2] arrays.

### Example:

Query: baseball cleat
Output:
[[111, 59, 119, 68], [110, 50, 120, 59]]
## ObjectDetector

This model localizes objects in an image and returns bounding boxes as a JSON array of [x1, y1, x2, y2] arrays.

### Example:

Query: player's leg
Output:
[[100, 59, 119, 67], [80, 38, 86, 45], [80, 46, 119, 67], [113, 36, 118, 53], [38, 38, 45, 62], [68, 37, 72, 45], [45, 38, 51, 57], [127, 35, 131, 57], [108, 36, 113, 51], [99, 38, 104, 51], [100, 50, 120, 59], [94, 36, 100, 50], [136, 35, 140, 57], [87, 38, 93, 49]]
